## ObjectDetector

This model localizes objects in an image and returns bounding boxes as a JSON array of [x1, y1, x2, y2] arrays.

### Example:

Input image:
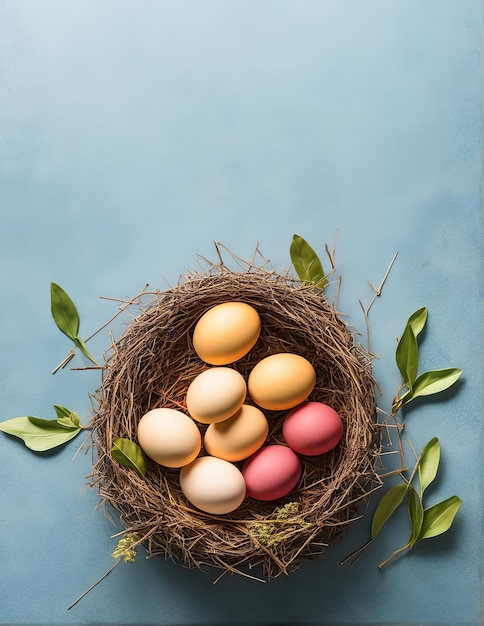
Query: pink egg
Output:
[[242, 445, 302, 501], [283, 401, 344, 456]]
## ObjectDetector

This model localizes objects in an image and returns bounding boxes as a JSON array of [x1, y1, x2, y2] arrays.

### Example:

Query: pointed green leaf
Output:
[[371, 483, 408, 539], [54, 405, 81, 428], [28, 415, 75, 430], [290, 234, 327, 289], [111, 438, 146, 478], [417, 496, 462, 540], [395, 323, 419, 388], [0, 416, 81, 451], [50, 282, 81, 341], [407, 307, 427, 338], [407, 485, 424, 546], [53, 405, 72, 420], [417, 437, 440, 493], [409, 368, 462, 401]]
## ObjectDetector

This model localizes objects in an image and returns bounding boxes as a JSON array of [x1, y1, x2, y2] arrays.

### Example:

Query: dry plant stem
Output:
[[359, 252, 398, 357], [89, 245, 381, 579], [67, 559, 121, 610]]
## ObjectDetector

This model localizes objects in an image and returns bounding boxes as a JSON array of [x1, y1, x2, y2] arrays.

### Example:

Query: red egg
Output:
[[283, 401, 344, 456], [242, 445, 302, 501]]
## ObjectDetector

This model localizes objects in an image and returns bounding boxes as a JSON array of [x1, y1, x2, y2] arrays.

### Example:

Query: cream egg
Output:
[[204, 404, 269, 462], [192, 301, 261, 365], [186, 367, 246, 424], [283, 401, 344, 456], [242, 445, 302, 501], [248, 353, 316, 411], [179, 456, 246, 514], [137, 408, 201, 468]]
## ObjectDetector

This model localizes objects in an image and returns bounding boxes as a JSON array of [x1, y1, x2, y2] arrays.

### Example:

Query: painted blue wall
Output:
[[0, 1, 482, 624]]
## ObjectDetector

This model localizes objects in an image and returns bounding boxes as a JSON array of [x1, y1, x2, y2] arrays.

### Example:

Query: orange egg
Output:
[[248, 353, 316, 410], [204, 404, 269, 462], [193, 301, 261, 365]]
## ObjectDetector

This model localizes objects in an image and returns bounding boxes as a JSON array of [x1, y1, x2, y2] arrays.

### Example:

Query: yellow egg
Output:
[[204, 404, 269, 462], [193, 301, 261, 365], [248, 353, 316, 410], [186, 367, 246, 424], [179, 456, 246, 514], [137, 408, 201, 468]]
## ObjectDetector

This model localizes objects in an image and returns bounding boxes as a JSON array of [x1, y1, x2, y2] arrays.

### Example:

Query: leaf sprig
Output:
[[50, 282, 100, 370], [392, 307, 462, 414], [0, 405, 86, 451], [372, 437, 462, 568]]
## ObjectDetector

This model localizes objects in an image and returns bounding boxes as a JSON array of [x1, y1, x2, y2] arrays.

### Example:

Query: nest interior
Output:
[[90, 264, 380, 580]]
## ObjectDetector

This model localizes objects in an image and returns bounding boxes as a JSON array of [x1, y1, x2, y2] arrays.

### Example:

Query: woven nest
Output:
[[90, 255, 381, 580]]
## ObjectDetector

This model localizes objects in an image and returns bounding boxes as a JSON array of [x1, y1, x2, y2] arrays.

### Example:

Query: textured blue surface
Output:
[[0, 1, 482, 624]]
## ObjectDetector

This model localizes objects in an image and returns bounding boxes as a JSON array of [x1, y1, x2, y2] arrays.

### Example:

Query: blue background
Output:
[[0, 1, 482, 624]]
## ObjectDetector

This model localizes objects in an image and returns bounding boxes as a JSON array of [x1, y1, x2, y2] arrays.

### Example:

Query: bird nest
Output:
[[90, 252, 381, 580]]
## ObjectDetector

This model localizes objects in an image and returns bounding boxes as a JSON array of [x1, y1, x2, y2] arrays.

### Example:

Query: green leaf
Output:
[[408, 368, 462, 401], [50, 282, 80, 341], [407, 307, 428, 338], [0, 416, 81, 451], [290, 234, 327, 289], [417, 437, 440, 493], [371, 483, 408, 539], [50, 283, 99, 366], [417, 495, 462, 540], [54, 405, 81, 429], [111, 438, 146, 478], [395, 323, 419, 388], [407, 485, 424, 546]]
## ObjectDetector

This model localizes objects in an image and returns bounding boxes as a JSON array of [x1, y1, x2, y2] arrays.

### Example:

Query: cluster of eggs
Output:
[[136, 302, 344, 515]]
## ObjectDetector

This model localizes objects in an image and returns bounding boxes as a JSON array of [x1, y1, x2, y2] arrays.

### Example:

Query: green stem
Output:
[[378, 543, 411, 569]]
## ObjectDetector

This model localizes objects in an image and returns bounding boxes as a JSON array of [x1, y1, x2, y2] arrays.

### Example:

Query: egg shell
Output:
[[179, 456, 247, 514], [193, 301, 261, 365], [204, 404, 269, 462], [242, 445, 302, 501], [137, 408, 201, 468], [186, 367, 247, 424], [248, 353, 316, 411], [283, 401, 344, 456]]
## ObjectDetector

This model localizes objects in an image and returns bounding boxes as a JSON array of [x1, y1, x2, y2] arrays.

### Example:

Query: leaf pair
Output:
[[370, 438, 461, 568], [51, 282, 99, 367], [0, 405, 84, 451], [393, 307, 462, 413], [289, 235, 328, 290]]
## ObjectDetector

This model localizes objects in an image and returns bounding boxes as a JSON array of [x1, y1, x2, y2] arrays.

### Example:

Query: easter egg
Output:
[[179, 456, 246, 514], [242, 445, 302, 501], [283, 401, 344, 456], [186, 367, 246, 424], [137, 408, 201, 468], [204, 404, 269, 462], [192, 301, 261, 365], [248, 353, 316, 411]]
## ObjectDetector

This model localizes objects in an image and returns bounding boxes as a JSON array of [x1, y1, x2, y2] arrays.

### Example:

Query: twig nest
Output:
[[91, 259, 380, 579]]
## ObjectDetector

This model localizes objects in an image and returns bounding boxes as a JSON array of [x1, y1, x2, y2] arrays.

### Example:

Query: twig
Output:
[[359, 252, 398, 355], [67, 559, 120, 610]]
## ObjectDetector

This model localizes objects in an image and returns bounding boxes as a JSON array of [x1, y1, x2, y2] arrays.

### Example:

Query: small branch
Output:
[[360, 252, 398, 356], [67, 559, 121, 610]]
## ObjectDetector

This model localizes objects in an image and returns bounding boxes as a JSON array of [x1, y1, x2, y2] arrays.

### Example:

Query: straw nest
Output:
[[90, 254, 381, 580]]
